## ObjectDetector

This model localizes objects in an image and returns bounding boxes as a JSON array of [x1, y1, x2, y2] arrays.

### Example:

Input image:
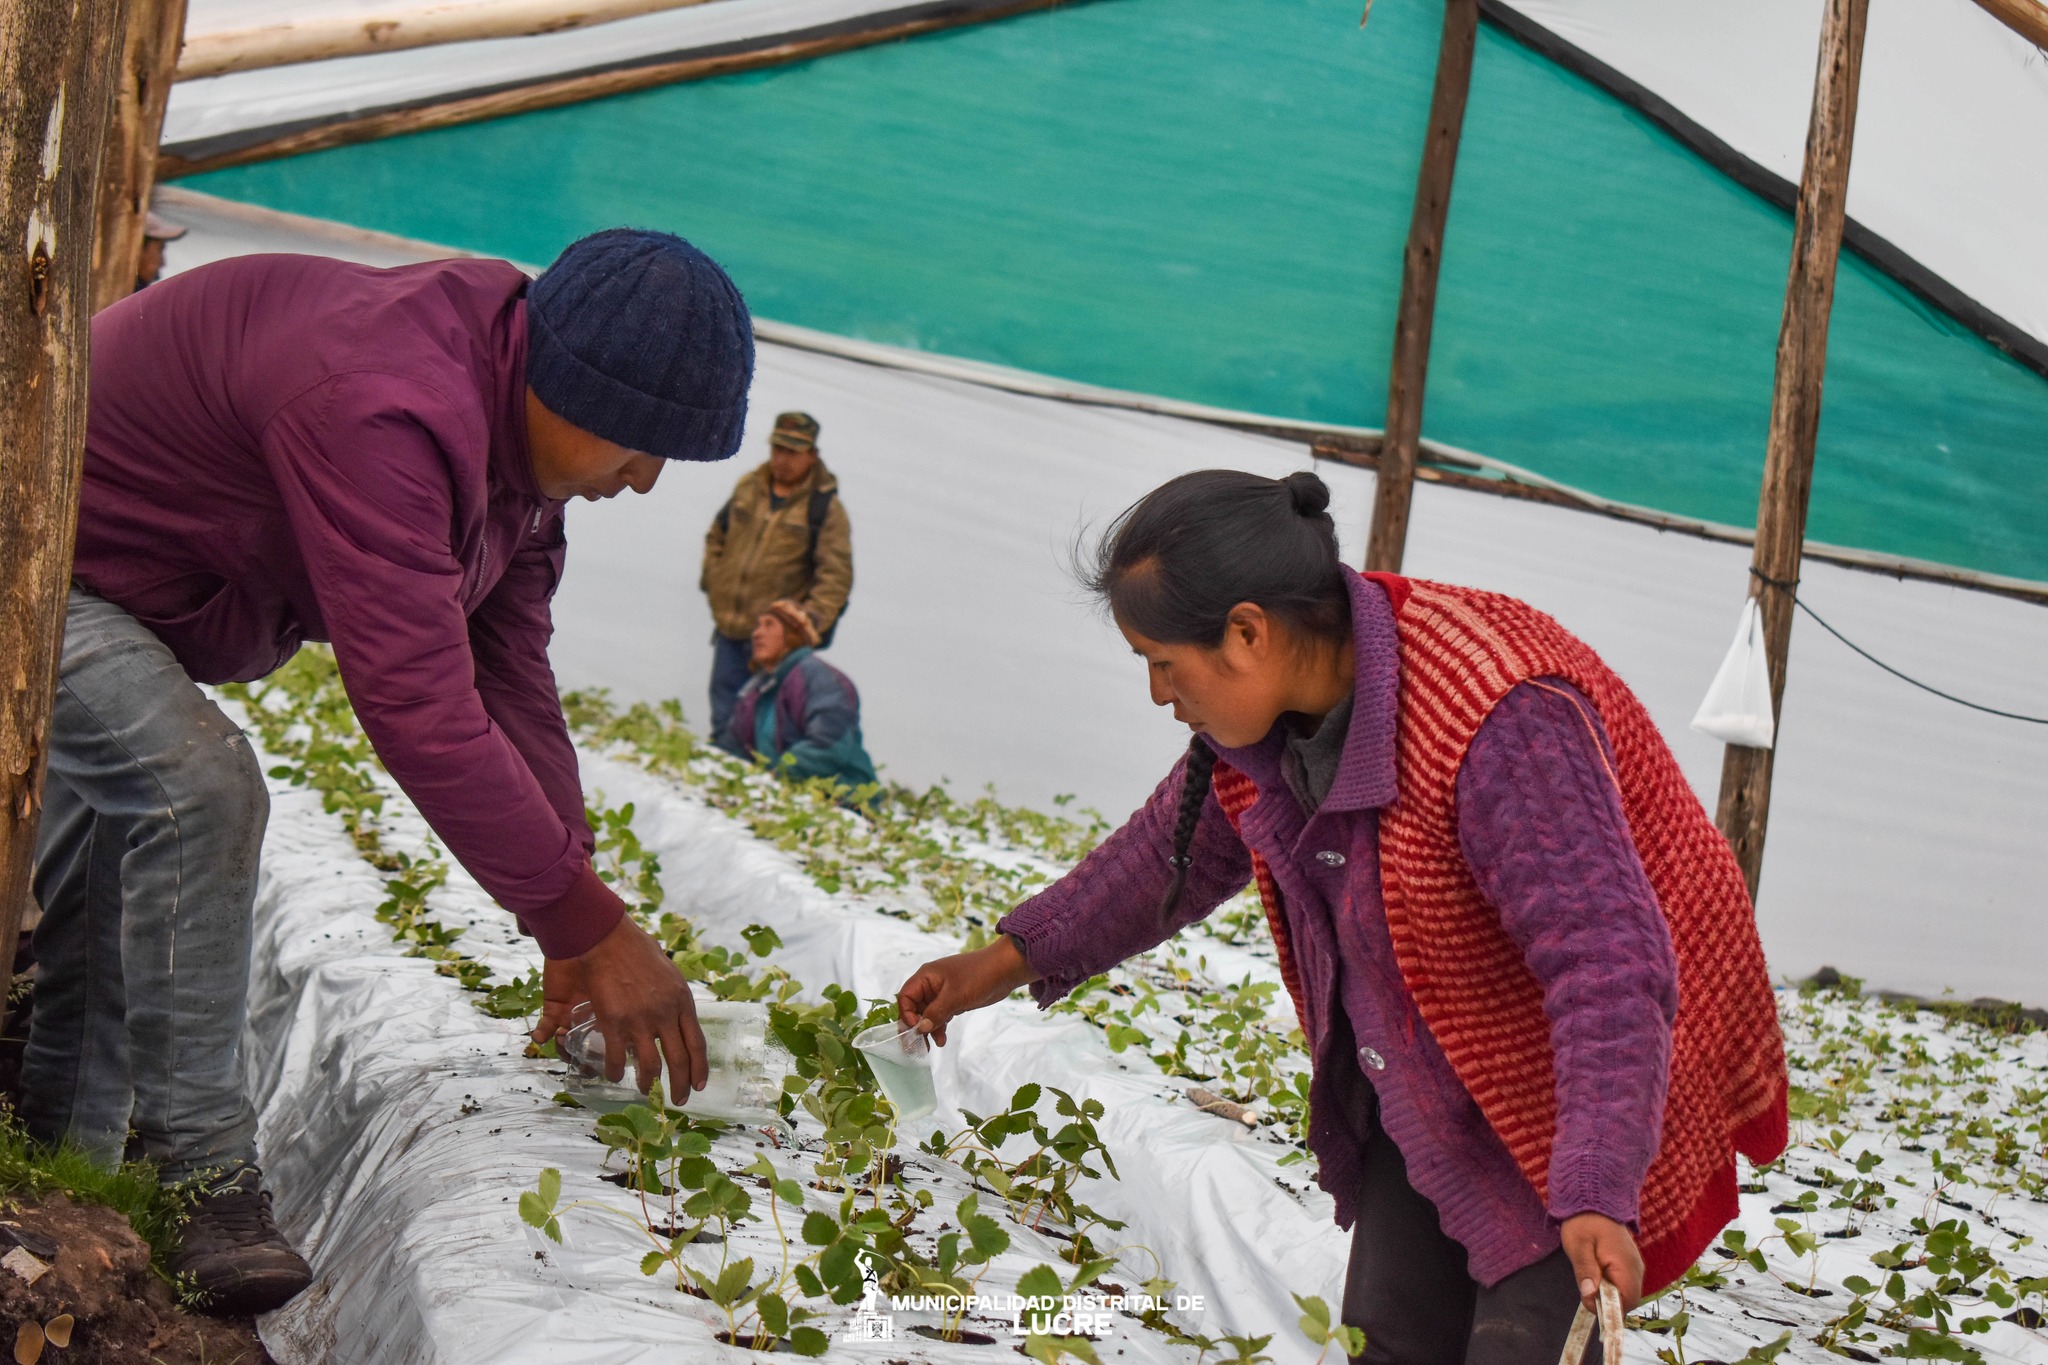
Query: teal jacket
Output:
[[718, 648, 879, 795]]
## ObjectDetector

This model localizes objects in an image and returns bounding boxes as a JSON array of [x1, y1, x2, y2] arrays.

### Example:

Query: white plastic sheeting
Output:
[[1499, 0, 2048, 362], [153, 194, 2046, 1016], [165, 0, 974, 152], [243, 741, 1343, 1364]]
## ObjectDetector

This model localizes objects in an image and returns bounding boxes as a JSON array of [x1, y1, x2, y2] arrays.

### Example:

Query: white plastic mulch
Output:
[[233, 718, 2048, 1364]]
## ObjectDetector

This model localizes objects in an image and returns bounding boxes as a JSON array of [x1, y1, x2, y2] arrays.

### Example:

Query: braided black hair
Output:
[[1160, 735, 1220, 919]]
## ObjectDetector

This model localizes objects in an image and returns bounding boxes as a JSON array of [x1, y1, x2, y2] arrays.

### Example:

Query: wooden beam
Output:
[[1969, 0, 2048, 52], [0, 0, 126, 1029], [176, 0, 719, 82], [91, 0, 186, 311], [1715, 0, 1870, 899], [1364, 0, 1476, 574], [160, 0, 1068, 179]]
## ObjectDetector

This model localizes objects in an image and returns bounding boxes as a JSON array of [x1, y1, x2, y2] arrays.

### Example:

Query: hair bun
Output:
[[1281, 470, 1331, 517]]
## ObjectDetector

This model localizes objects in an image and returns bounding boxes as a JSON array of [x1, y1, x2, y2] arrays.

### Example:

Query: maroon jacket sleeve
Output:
[[1456, 678, 1679, 1229], [467, 507, 592, 851], [997, 750, 1252, 1004], [263, 374, 621, 958]]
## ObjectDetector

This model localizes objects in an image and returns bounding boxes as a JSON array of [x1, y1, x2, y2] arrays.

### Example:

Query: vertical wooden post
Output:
[[1715, 0, 1870, 898], [91, 0, 186, 312], [1364, 0, 1478, 573], [1, 0, 127, 1018]]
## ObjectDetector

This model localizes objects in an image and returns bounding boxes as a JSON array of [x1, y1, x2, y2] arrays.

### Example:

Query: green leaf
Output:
[[757, 1291, 790, 1336], [639, 1249, 668, 1277], [792, 1264, 824, 1299], [1024, 1335, 1101, 1365], [818, 1237, 859, 1292], [516, 1193, 561, 1243], [1010, 1082, 1043, 1113], [776, 1178, 805, 1207], [1016, 1265, 1064, 1301], [789, 1327, 830, 1357], [714, 1257, 756, 1307], [1292, 1292, 1332, 1335], [966, 1213, 1010, 1259], [802, 1211, 838, 1246], [537, 1167, 560, 1209]]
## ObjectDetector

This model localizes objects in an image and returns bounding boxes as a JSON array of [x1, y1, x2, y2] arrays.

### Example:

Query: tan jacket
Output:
[[700, 459, 853, 640]]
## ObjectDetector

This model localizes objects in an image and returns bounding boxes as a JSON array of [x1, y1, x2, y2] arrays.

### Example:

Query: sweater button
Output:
[[1316, 850, 1346, 867], [1358, 1046, 1386, 1071]]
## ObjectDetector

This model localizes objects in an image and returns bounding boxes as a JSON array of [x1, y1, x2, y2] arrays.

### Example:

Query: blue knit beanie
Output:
[[526, 228, 754, 462]]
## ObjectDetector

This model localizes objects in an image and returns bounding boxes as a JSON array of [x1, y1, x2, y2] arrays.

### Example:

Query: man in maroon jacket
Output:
[[33, 228, 752, 1313]]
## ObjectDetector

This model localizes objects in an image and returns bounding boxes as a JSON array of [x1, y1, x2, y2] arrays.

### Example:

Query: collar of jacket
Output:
[[741, 456, 838, 500], [1203, 566, 1401, 817], [752, 645, 815, 684]]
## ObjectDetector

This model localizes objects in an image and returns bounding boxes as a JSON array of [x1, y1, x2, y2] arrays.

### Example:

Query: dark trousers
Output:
[[1335, 1044, 1596, 1363], [707, 631, 754, 742]]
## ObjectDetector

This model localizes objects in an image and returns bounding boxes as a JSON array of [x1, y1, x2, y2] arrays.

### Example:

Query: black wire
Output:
[[1748, 567, 2048, 725]]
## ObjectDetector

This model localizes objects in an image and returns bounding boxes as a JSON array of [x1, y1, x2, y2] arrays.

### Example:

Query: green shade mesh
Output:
[[185, 0, 2048, 582]]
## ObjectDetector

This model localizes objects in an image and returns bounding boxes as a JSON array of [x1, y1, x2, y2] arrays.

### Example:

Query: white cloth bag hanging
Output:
[[1690, 597, 1777, 749]]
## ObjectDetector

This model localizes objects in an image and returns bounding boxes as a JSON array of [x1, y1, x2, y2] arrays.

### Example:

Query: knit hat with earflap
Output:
[[762, 599, 822, 652], [527, 228, 754, 462]]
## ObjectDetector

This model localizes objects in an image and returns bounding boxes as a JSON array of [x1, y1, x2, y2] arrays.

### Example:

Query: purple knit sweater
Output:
[[998, 574, 1678, 1286]]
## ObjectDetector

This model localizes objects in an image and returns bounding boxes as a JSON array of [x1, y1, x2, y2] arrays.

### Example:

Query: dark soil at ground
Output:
[[0, 1193, 273, 1364], [4, 949, 276, 1364]]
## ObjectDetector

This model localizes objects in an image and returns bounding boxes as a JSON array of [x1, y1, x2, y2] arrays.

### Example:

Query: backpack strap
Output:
[[715, 498, 734, 536], [805, 487, 837, 564]]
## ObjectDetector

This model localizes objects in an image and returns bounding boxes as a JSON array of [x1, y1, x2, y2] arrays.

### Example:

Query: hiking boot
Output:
[[170, 1166, 312, 1316]]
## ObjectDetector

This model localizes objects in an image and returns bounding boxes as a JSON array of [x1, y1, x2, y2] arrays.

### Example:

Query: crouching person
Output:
[[717, 600, 879, 798], [32, 229, 752, 1314]]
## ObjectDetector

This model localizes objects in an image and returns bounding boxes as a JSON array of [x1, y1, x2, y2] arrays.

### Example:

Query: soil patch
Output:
[[0, 1193, 273, 1364]]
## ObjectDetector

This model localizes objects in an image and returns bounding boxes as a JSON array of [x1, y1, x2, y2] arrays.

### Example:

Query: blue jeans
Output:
[[708, 631, 754, 743], [21, 589, 266, 1181]]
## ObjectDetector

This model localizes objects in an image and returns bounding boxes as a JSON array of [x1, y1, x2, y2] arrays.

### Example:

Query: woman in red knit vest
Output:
[[897, 470, 1786, 1362]]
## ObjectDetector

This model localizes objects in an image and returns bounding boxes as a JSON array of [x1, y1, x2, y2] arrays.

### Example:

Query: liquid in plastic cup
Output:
[[558, 996, 791, 1125], [853, 1021, 938, 1123]]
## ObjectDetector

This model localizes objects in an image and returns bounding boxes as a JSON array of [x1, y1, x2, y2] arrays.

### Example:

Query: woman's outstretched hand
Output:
[[896, 935, 1041, 1046], [1560, 1212, 1645, 1311]]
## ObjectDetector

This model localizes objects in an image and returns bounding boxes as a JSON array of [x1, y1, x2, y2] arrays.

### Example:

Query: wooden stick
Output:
[[1184, 1087, 1259, 1127], [91, 0, 187, 312], [1715, 0, 1870, 899], [1969, 0, 2048, 51], [176, 0, 721, 82], [159, 0, 1069, 179], [0, 0, 127, 1035], [1364, 0, 1476, 574]]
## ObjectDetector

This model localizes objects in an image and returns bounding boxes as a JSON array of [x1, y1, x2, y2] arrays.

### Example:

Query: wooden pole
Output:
[[176, 0, 717, 82], [159, 0, 1068, 180], [1714, 0, 1870, 899], [1968, 0, 2048, 52], [1, 0, 126, 1020], [1363, 0, 1477, 574], [91, 0, 186, 313]]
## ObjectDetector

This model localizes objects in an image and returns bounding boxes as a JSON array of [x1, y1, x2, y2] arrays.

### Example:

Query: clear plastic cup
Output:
[[852, 1021, 938, 1122], [558, 995, 791, 1124]]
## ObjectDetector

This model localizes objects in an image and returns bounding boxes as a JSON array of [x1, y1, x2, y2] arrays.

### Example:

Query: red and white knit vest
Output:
[[1210, 574, 1787, 1293]]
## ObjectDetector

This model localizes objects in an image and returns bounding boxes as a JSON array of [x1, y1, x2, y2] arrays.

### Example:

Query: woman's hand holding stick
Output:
[[1559, 1212, 1643, 1311], [1557, 1213, 1639, 1365], [895, 935, 1041, 1046]]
